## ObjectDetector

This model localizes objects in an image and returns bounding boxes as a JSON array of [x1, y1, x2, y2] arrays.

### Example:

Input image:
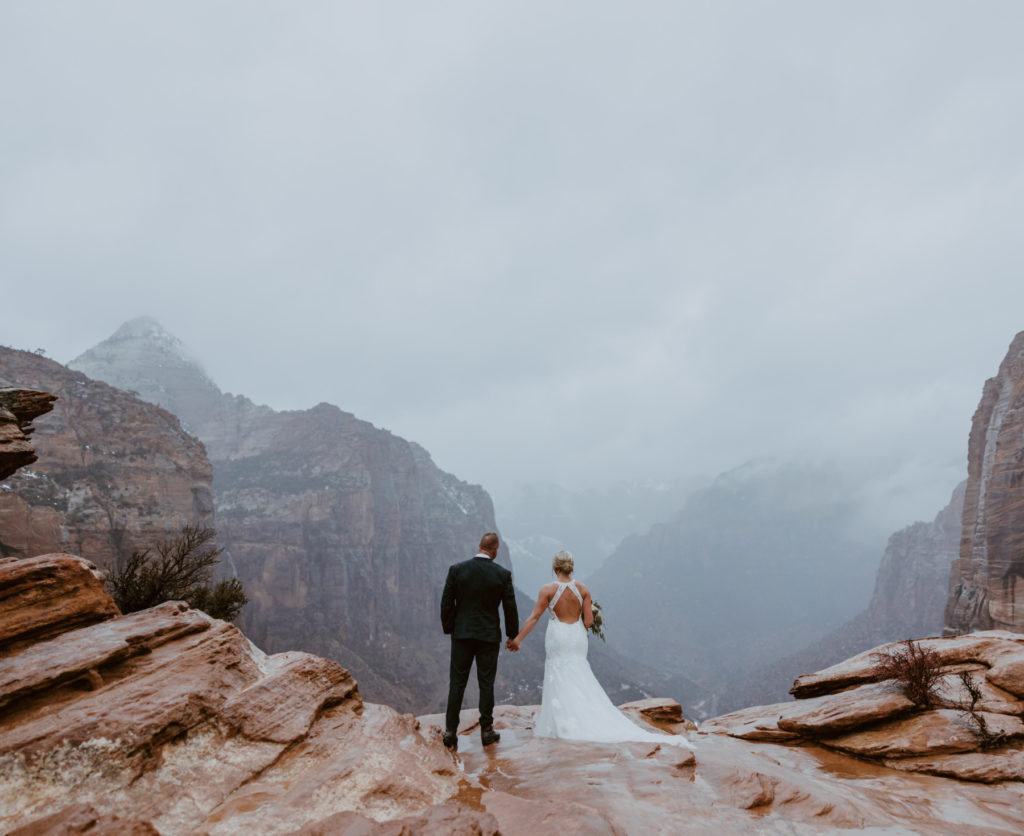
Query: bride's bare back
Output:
[[506, 573, 593, 652], [539, 579, 592, 625]]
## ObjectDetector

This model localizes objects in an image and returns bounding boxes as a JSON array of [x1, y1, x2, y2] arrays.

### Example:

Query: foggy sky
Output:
[[3, 2, 1024, 527]]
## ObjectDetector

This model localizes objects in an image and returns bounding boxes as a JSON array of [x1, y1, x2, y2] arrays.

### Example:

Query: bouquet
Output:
[[589, 601, 605, 642]]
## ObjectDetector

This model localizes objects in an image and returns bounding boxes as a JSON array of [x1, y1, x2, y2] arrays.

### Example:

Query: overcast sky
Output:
[[3, 2, 1023, 525]]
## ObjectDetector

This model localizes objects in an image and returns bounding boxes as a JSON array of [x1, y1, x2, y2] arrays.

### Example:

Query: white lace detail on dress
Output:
[[548, 580, 583, 615]]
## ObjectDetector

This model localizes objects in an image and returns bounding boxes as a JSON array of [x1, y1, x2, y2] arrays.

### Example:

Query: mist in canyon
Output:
[[52, 317, 985, 712], [5, 3, 1024, 714]]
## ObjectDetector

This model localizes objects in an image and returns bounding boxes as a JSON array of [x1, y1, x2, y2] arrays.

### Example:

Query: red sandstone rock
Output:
[[790, 632, 1024, 698], [619, 697, 699, 732], [0, 554, 119, 654], [0, 387, 56, 481], [424, 704, 1024, 834], [0, 388, 58, 427], [292, 804, 501, 835], [0, 407, 38, 481], [7, 802, 159, 835], [823, 708, 1024, 759], [6, 554, 1024, 834], [885, 746, 1024, 783], [933, 668, 1024, 715], [0, 600, 207, 711], [988, 655, 1024, 698], [775, 681, 915, 735], [699, 701, 805, 742]]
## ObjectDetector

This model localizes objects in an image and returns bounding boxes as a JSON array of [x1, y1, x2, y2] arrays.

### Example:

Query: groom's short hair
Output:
[[479, 532, 499, 552]]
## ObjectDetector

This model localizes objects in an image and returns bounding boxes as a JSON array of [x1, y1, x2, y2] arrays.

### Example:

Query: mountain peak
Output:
[[69, 318, 221, 433], [110, 315, 178, 341], [73, 317, 207, 374]]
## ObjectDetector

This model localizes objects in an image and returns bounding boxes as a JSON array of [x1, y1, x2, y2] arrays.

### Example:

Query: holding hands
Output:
[[505, 637, 521, 652]]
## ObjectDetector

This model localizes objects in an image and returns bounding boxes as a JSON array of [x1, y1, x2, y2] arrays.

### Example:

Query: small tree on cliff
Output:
[[106, 525, 247, 621]]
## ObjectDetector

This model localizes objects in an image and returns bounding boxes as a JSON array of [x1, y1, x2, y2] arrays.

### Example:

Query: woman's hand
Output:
[[505, 637, 521, 652]]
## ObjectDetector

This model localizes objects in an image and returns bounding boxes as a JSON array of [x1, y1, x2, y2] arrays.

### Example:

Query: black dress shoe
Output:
[[442, 729, 458, 749], [480, 726, 500, 746]]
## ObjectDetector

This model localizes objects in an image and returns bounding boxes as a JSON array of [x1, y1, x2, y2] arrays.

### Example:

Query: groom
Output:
[[440, 532, 519, 749]]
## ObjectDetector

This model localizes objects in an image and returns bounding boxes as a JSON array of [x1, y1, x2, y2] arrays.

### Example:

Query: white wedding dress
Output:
[[533, 581, 694, 748]]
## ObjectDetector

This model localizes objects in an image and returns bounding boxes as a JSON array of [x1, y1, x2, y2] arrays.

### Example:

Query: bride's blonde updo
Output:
[[552, 550, 574, 575]]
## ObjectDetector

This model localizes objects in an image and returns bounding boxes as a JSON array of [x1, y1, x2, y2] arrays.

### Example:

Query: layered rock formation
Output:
[[947, 331, 1024, 634], [725, 481, 966, 711], [0, 553, 478, 835], [705, 632, 1024, 787], [5, 554, 1024, 835], [0, 387, 56, 481], [0, 347, 212, 564], [68, 319, 700, 715]]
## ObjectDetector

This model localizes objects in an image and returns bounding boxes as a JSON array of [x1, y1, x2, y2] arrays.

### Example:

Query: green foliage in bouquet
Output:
[[589, 601, 605, 642]]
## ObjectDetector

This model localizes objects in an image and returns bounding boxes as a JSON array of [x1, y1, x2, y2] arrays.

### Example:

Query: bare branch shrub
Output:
[[871, 639, 943, 708], [957, 671, 1009, 750], [106, 525, 247, 622]]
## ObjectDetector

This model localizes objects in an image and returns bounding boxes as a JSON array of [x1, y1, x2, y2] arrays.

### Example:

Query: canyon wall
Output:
[[69, 319, 701, 714], [946, 332, 1024, 634], [0, 347, 213, 565]]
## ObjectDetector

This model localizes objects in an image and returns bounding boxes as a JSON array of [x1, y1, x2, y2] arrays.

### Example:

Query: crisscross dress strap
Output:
[[548, 580, 583, 613]]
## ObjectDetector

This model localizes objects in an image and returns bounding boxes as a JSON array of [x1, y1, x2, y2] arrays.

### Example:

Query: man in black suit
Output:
[[440, 531, 519, 749]]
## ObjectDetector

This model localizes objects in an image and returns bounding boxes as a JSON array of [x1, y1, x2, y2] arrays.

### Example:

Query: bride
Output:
[[507, 551, 694, 748]]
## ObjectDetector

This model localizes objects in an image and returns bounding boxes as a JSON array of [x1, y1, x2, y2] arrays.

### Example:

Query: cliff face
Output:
[[214, 402, 511, 710], [0, 347, 213, 565], [71, 322, 516, 710], [946, 332, 1024, 634], [71, 319, 686, 714], [0, 387, 56, 481], [724, 481, 966, 712]]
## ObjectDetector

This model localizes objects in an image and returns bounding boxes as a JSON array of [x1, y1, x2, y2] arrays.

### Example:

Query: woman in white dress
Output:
[[507, 551, 693, 748]]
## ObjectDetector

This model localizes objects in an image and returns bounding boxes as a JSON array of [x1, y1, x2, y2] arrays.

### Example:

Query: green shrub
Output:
[[106, 525, 248, 622]]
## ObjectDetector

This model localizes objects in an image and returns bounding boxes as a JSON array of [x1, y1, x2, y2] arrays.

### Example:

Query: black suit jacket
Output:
[[441, 556, 519, 642]]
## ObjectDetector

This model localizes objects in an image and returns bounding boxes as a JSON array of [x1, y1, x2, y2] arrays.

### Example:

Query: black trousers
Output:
[[445, 637, 500, 732]]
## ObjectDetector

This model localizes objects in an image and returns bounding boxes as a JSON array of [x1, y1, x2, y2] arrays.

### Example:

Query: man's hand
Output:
[[505, 638, 520, 652]]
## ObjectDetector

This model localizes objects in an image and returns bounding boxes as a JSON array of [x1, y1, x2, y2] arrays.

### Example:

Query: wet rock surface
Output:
[[5, 554, 1024, 834], [0, 554, 454, 835], [708, 631, 1024, 787], [421, 704, 1024, 835]]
